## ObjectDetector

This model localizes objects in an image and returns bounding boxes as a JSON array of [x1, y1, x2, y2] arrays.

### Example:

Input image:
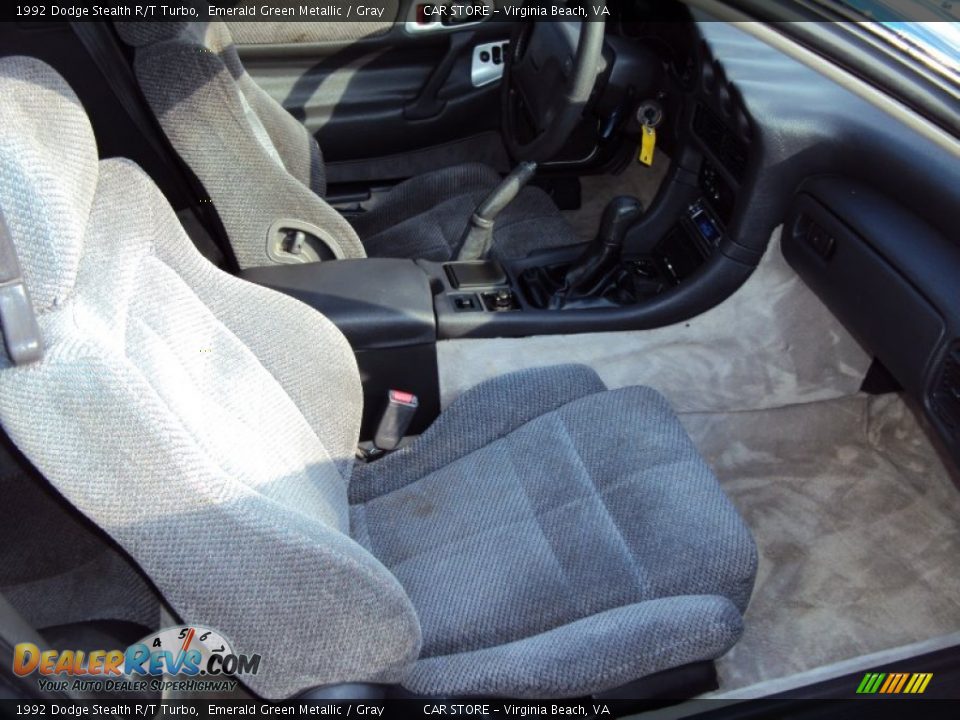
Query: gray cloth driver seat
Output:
[[112, 21, 582, 269], [0, 57, 758, 699]]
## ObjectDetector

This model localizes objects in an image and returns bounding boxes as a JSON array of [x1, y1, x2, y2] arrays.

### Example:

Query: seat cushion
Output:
[[349, 163, 582, 262], [350, 365, 757, 697]]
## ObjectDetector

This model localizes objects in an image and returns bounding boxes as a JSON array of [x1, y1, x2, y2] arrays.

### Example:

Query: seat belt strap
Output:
[[70, 22, 179, 181], [0, 211, 43, 366]]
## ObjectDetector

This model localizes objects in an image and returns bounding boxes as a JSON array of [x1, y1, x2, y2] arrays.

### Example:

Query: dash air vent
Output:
[[693, 102, 748, 182], [932, 341, 960, 436]]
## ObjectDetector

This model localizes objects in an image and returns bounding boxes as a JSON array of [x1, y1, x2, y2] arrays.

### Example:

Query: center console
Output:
[[240, 258, 440, 440], [240, 157, 746, 437], [518, 198, 723, 311], [427, 161, 731, 338]]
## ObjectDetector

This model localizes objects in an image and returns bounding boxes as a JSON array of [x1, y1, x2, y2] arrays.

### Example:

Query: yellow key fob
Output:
[[638, 125, 656, 166]]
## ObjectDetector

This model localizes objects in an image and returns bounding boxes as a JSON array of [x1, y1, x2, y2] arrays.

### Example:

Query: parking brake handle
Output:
[[457, 161, 538, 261]]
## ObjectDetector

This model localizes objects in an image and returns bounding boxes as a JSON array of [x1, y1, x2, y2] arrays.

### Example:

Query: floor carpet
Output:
[[438, 233, 872, 414], [680, 394, 960, 691]]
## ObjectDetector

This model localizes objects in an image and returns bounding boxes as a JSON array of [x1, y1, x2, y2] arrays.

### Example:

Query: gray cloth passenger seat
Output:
[[0, 57, 758, 699]]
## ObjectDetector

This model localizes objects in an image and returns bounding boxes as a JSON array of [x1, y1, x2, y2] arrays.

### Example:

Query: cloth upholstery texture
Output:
[[352, 365, 758, 697], [115, 21, 362, 267], [114, 20, 581, 267], [0, 433, 159, 632], [0, 57, 757, 699], [0, 56, 417, 698]]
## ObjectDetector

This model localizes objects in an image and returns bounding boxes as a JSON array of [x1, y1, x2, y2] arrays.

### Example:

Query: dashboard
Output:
[[609, 15, 960, 464]]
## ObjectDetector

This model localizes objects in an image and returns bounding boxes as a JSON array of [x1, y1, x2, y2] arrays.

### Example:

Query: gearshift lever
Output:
[[551, 196, 644, 307], [457, 161, 538, 261]]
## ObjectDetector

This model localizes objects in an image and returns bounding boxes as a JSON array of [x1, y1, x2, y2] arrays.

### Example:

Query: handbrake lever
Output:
[[457, 161, 538, 261]]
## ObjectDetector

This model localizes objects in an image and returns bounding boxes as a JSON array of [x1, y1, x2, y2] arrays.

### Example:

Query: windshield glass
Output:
[[881, 22, 960, 72], [827, 1, 960, 81]]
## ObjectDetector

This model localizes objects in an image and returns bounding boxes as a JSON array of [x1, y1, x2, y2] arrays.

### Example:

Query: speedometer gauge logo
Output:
[[128, 625, 261, 678], [12, 624, 262, 695]]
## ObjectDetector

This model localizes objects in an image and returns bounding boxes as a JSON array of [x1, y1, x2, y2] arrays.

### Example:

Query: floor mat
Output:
[[680, 394, 960, 691]]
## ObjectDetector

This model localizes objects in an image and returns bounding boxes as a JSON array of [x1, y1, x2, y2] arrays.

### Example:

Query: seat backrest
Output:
[[114, 20, 367, 268], [0, 56, 419, 698]]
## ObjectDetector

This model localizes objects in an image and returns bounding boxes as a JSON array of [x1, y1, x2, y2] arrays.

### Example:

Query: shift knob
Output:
[[551, 196, 644, 307], [597, 196, 644, 248]]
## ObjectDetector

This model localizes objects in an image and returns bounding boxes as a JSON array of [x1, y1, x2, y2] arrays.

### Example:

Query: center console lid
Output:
[[239, 258, 435, 350]]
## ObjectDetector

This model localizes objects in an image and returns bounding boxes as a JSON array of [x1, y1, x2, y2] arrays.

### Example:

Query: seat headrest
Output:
[[114, 22, 196, 47], [115, 18, 233, 54], [0, 56, 97, 314]]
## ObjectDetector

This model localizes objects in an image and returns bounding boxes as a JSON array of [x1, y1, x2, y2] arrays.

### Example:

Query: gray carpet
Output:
[[680, 394, 960, 691], [438, 231, 872, 414]]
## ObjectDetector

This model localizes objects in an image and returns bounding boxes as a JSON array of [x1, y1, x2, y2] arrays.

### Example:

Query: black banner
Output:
[[4, 1, 612, 24], [2, 0, 958, 24], [3, 699, 960, 719]]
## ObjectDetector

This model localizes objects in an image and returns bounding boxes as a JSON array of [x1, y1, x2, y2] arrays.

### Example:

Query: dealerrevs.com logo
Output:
[[13, 626, 261, 694]]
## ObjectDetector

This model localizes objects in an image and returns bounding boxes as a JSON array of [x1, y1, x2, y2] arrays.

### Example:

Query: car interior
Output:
[[0, 0, 958, 708]]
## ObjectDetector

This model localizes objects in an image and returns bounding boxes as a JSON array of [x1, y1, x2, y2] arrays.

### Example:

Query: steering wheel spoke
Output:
[[501, 18, 607, 162]]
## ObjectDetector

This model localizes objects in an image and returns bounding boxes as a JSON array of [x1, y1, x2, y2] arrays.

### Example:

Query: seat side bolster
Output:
[[99, 158, 364, 484], [131, 37, 365, 266]]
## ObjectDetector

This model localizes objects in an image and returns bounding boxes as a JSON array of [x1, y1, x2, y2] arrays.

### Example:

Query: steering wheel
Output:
[[501, 17, 607, 162]]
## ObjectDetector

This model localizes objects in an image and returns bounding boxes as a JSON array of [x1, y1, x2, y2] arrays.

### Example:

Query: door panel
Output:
[[229, 5, 514, 182], [227, 18, 395, 46]]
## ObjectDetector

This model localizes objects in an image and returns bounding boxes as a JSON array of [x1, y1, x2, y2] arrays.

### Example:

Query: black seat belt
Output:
[[70, 22, 182, 185]]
